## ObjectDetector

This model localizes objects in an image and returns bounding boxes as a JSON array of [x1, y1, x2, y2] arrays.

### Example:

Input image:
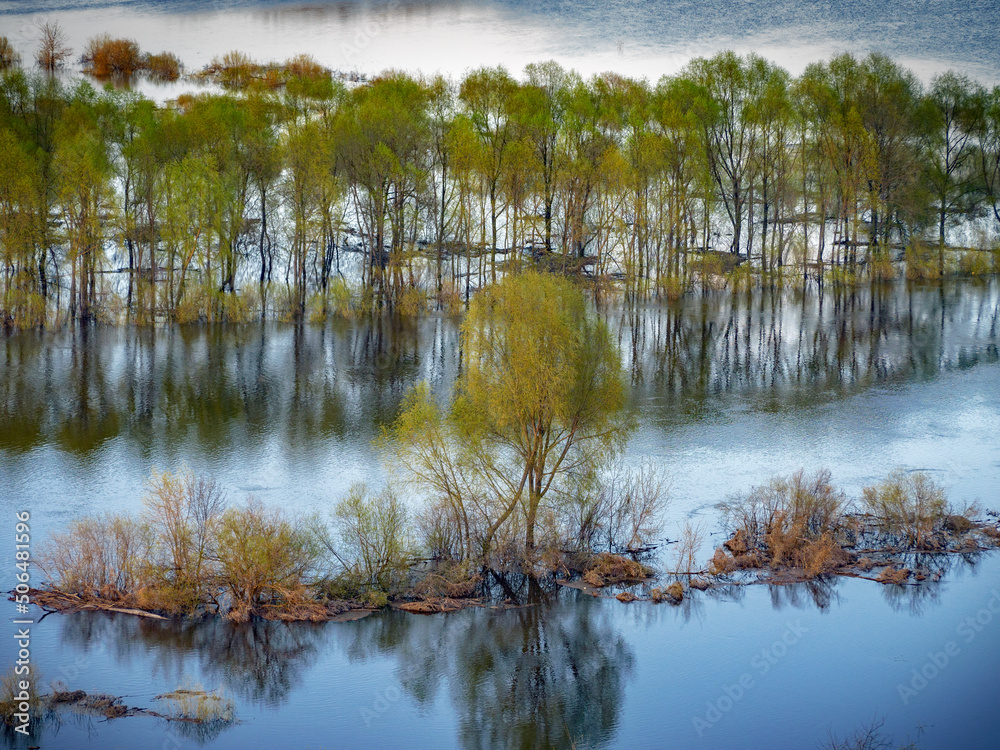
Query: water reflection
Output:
[[56, 612, 328, 705], [1, 281, 995, 458], [43, 560, 986, 750]]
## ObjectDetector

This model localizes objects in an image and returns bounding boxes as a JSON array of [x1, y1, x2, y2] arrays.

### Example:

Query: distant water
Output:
[[1, 0, 998, 86]]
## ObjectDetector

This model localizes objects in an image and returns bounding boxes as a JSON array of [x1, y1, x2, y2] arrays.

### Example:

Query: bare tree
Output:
[[36, 20, 71, 74]]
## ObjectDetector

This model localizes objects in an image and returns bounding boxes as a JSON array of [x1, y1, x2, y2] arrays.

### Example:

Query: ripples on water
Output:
[[1, 0, 998, 85]]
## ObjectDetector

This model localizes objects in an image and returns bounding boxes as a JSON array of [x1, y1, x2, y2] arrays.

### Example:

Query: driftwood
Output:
[[30, 589, 169, 620]]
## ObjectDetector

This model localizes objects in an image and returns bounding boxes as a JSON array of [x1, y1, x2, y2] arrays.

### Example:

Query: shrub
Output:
[[145, 52, 181, 81], [40, 513, 152, 595], [665, 581, 684, 601], [83, 34, 143, 79], [0, 37, 20, 70], [566, 463, 668, 554], [720, 469, 845, 550], [214, 499, 320, 619], [283, 53, 327, 81], [581, 552, 652, 587], [328, 483, 412, 592], [861, 469, 947, 548], [142, 470, 226, 603]]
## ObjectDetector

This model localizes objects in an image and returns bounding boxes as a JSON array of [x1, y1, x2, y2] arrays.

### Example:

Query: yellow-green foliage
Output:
[[331, 483, 411, 592], [958, 249, 993, 276], [861, 469, 947, 547], [214, 498, 320, 616], [867, 253, 897, 282]]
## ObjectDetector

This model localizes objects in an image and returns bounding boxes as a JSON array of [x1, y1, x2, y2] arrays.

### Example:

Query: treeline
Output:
[[1, 37, 1000, 328]]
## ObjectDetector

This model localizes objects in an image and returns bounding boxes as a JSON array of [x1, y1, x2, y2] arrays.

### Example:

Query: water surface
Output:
[[2, 0, 998, 87], [2, 279, 999, 748]]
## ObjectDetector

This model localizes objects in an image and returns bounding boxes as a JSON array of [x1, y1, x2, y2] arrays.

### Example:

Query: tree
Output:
[[392, 271, 631, 563], [925, 72, 983, 248], [35, 21, 71, 75]]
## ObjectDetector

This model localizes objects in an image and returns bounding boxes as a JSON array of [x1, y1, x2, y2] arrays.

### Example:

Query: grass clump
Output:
[[715, 469, 848, 577], [0, 667, 42, 727], [581, 553, 652, 587], [144, 52, 182, 81], [153, 685, 235, 724]]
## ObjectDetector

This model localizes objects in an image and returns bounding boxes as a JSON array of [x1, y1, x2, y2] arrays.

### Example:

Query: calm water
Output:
[[1, 0, 999, 88], [1, 280, 999, 748]]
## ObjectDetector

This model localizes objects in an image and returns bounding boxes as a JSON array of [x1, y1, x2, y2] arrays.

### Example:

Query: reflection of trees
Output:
[[878, 552, 981, 615], [1, 280, 996, 457], [336, 588, 634, 750], [56, 613, 327, 705], [0, 316, 456, 456], [766, 578, 841, 611], [609, 279, 999, 421]]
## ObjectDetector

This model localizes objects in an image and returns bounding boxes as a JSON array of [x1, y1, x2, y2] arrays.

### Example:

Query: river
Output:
[[1, 0, 999, 90], [1, 279, 999, 748]]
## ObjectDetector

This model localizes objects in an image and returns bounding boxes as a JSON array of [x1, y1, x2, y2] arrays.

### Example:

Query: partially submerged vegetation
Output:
[[708, 469, 997, 585], [20, 272, 1000, 621], [1, 27, 999, 328]]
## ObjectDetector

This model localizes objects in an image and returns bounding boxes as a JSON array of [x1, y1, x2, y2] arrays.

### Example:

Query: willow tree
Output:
[[392, 271, 631, 563]]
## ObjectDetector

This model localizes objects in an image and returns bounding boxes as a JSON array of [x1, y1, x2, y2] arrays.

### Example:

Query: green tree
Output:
[[393, 271, 631, 562]]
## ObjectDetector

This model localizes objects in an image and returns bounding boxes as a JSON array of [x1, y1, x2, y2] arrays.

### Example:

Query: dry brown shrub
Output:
[[397, 598, 464, 614], [689, 577, 710, 591], [582, 553, 652, 587], [876, 566, 910, 585], [764, 512, 806, 568], [284, 53, 327, 80], [723, 529, 749, 556], [83, 34, 143, 78], [0, 37, 20, 70], [411, 563, 480, 599], [857, 556, 875, 571], [794, 532, 850, 578], [615, 591, 636, 603], [708, 547, 736, 575], [665, 582, 684, 601]]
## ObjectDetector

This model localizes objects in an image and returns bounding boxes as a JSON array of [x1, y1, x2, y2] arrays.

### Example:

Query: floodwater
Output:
[[1, 279, 999, 748], [1, 0, 999, 88]]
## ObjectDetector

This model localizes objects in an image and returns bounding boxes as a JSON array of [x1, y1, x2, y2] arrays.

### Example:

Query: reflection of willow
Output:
[[610, 279, 999, 417], [1, 280, 996, 456], [341, 586, 634, 750], [56, 613, 327, 705], [766, 578, 841, 611], [878, 552, 979, 615], [0, 315, 454, 455]]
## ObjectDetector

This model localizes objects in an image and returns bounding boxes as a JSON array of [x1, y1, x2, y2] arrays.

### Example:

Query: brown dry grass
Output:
[[581, 553, 652, 587], [876, 566, 910, 585]]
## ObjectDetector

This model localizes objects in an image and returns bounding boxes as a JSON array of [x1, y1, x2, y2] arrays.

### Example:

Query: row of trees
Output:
[[1, 46, 999, 328]]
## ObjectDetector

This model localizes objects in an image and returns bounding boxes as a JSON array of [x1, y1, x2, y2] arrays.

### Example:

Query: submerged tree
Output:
[[393, 270, 632, 563]]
